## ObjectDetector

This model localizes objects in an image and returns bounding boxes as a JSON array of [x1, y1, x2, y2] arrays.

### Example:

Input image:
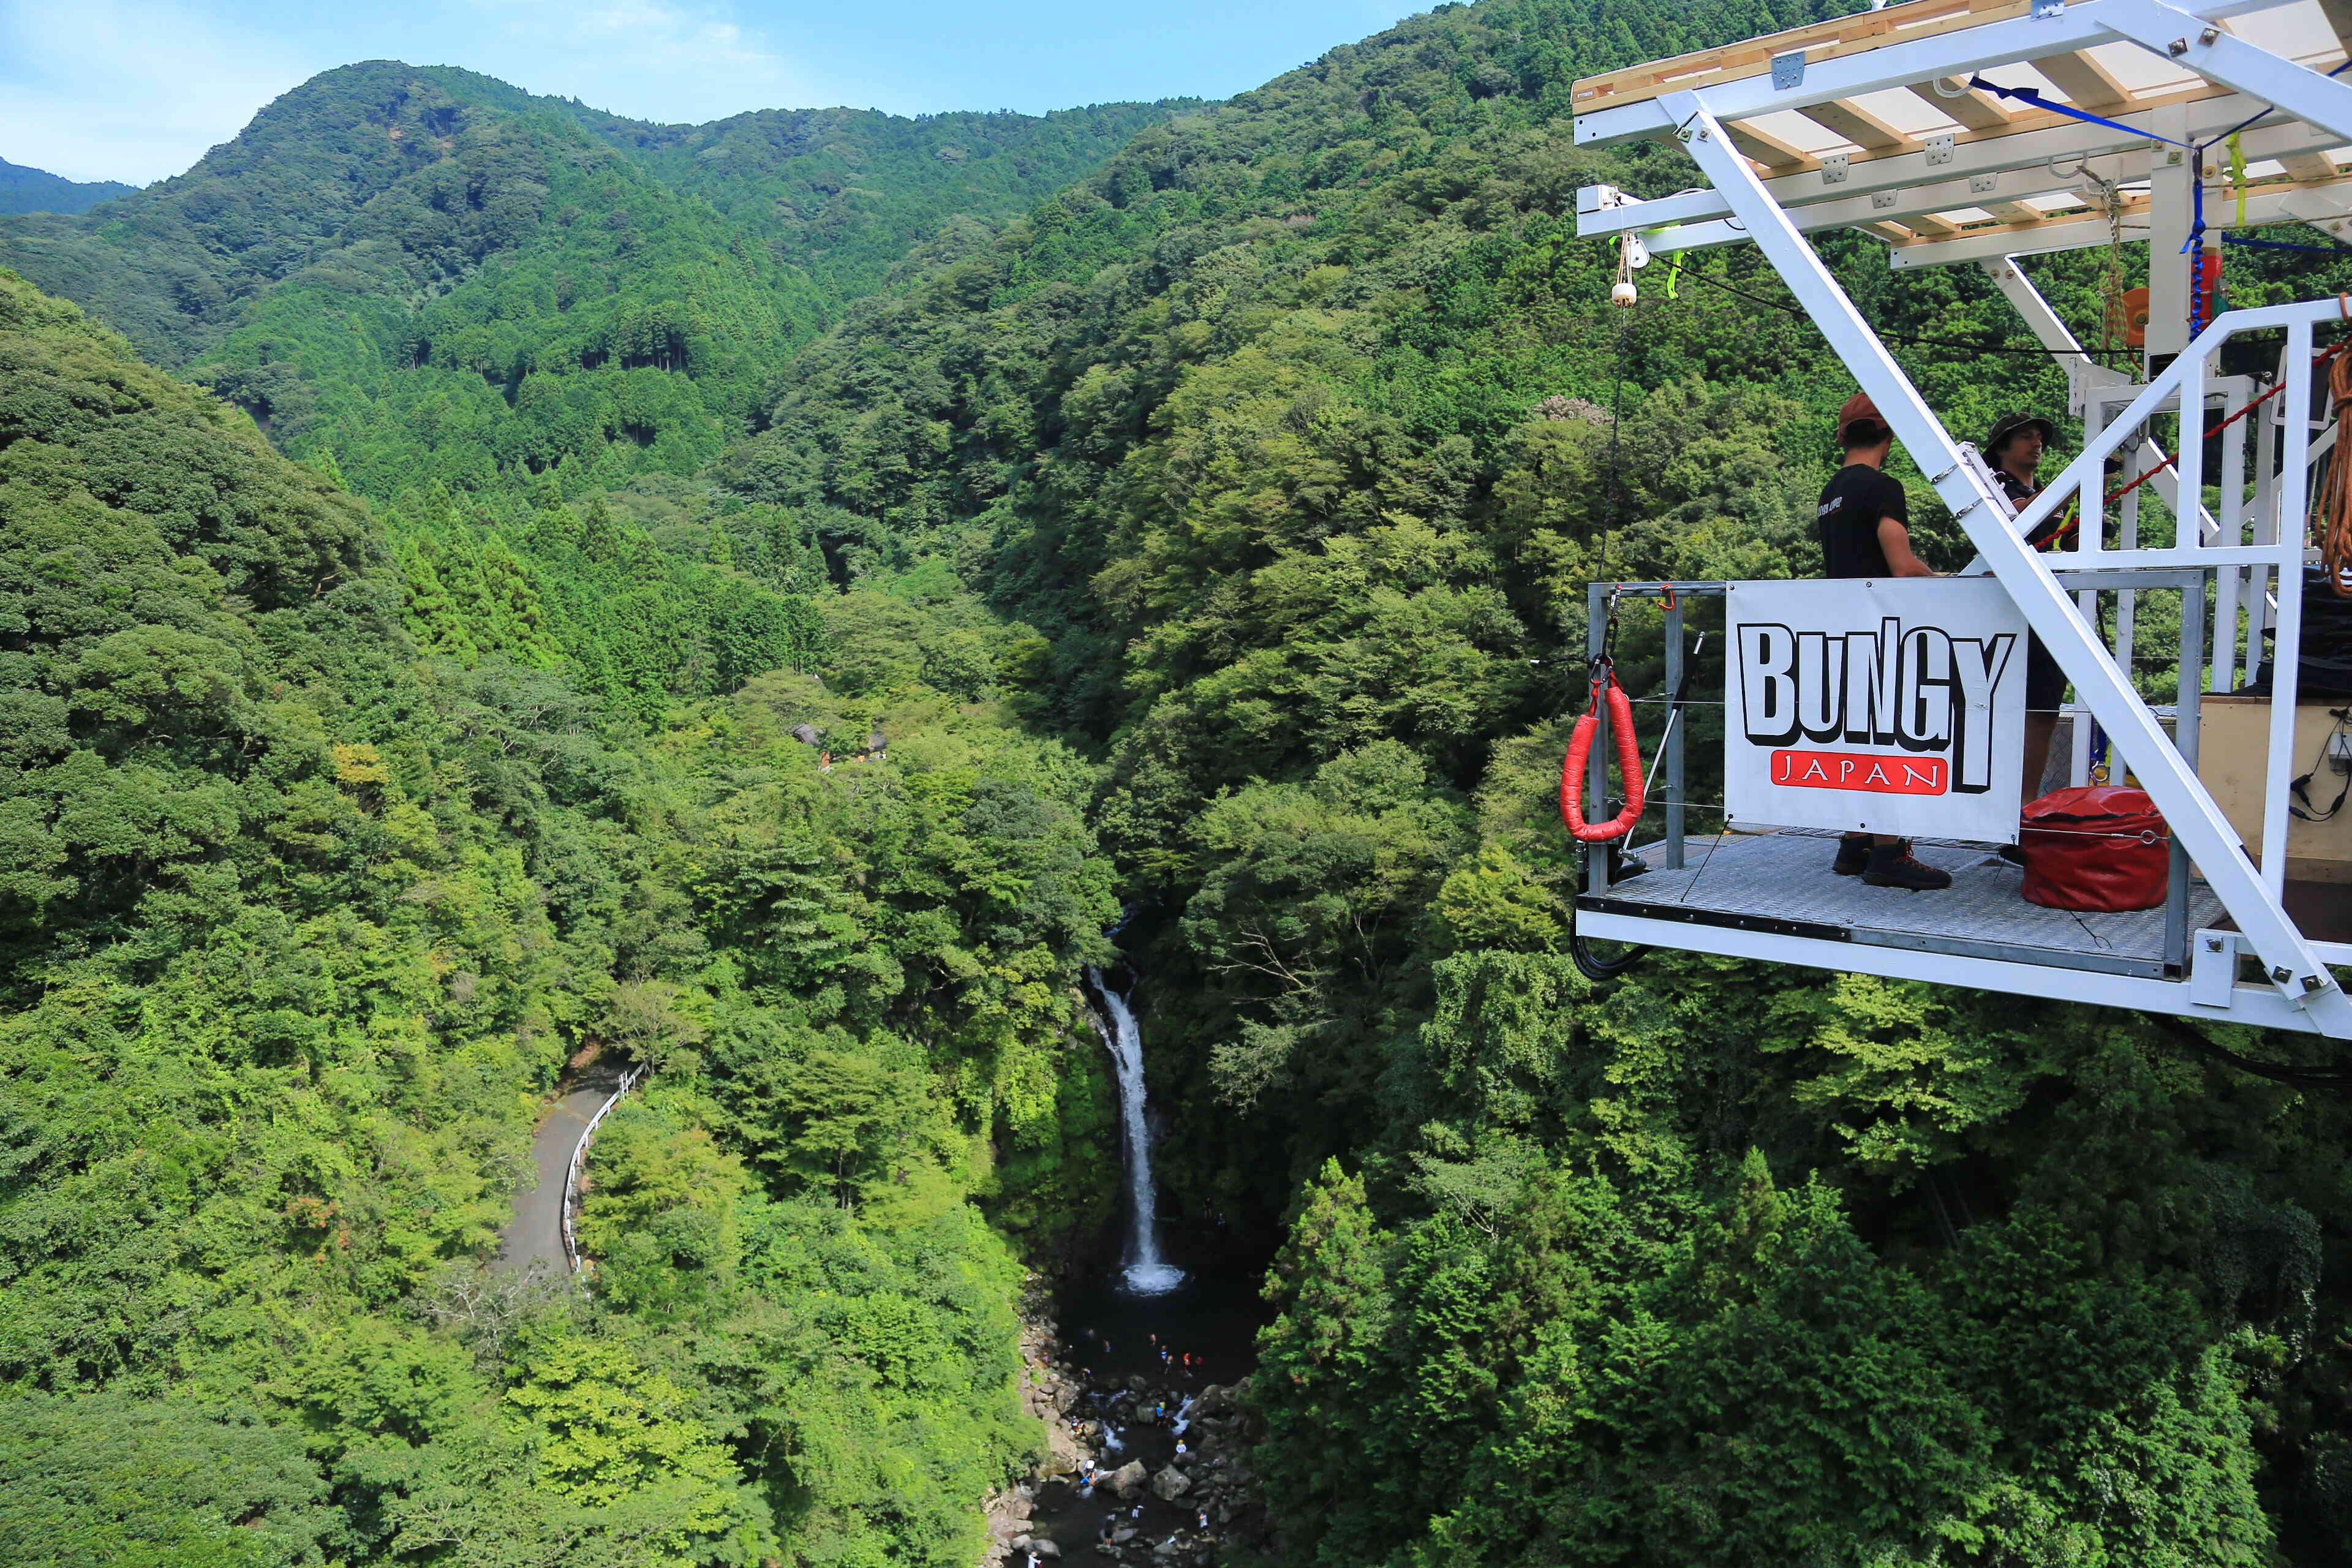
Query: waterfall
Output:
[[1088, 967, 1185, 1296]]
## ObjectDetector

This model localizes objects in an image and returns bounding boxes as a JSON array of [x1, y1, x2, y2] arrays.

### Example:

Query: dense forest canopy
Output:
[[4, 0, 2352, 1564]]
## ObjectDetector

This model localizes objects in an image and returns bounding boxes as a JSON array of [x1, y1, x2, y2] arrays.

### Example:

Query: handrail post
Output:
[[2261, 318, 2314, 902], [2168, 573, 2206, 973], [1664, 604, 1686, 870]]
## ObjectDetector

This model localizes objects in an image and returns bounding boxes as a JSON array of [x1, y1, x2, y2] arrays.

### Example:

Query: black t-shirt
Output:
[[1815, 464, 1910, 579], [1998, 467, 2067, 548]]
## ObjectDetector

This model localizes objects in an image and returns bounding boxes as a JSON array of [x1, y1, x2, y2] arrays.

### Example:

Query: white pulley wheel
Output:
[[1611, 281, 1638, 307]]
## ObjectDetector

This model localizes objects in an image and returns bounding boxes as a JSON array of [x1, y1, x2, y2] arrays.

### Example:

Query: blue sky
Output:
[[1, 0, 1416, 186]]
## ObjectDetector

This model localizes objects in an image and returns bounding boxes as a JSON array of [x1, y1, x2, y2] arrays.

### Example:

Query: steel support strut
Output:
[[1660, 90, 2349, 1031]]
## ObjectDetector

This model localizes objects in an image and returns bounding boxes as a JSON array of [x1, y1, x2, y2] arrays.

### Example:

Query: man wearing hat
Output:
[[1984, 410, 2068, 828], [1815, 393, 1951, 891]]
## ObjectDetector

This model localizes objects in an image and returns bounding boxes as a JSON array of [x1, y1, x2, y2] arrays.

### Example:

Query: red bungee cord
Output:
[[1560, 660, 1645, 843]]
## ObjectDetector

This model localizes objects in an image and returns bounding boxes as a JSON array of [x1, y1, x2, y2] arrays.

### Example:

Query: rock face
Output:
[[1150, 1465, 1192, 1501], [1107, 1460, 1149, 1499]]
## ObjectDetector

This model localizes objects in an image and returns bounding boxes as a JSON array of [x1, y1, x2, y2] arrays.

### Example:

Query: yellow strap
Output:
[[2229, 132, 2247, 228]]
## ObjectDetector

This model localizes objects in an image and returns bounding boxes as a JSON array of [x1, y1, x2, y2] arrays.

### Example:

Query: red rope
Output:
[[1561, 666, 1646, 843]]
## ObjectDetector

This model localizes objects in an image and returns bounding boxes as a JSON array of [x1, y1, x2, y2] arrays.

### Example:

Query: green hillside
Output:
[[0, 266, 1121, 1566], [0, 156, 136, 216], [730, 0, 2352, 1560], [0, 63, 1181, 725], [6, 0, 2352, 1564]]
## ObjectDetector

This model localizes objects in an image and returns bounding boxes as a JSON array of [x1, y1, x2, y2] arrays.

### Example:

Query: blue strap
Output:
[[1966, 76, 2193, 145]]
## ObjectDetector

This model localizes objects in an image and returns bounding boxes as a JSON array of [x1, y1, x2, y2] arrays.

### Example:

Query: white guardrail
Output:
[[562, 1063, 646, 1274]]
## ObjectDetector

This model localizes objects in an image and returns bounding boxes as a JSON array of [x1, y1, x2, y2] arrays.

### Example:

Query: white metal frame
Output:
[[1574, 0, 2352, 1036]]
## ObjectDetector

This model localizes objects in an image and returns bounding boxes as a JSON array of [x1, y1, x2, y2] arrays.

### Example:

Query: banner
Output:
[[1725, 579, 2029, 843]]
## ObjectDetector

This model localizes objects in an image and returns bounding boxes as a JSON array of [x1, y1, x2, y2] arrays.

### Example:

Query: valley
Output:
[[2, 2, 2351, 1565]]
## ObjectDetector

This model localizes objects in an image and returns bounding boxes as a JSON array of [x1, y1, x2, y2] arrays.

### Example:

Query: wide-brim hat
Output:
[[1985, 411, 2056, 455]]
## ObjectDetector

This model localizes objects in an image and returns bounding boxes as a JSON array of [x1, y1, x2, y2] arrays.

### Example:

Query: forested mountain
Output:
[[0, 156, 135, 216], [729, 0, 2352, 1560], [0, 62, 1180, 725], [0, 269, 1121, 1564], [6, 0, 2352, 1564]]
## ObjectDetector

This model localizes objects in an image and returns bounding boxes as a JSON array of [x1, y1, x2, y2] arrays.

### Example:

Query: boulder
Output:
[[1192, 1384, 1238, 1419], [1111, 1526, 1140, 1545], [1150, 1466, 1192, 1502], [1107, 1461, 1148, 1499], [1042, 1422, 1085, 1476], [1127, 1374, 1148, 1393], [1031, 1542, 1063, 1560], [790, 723, 821, 747]]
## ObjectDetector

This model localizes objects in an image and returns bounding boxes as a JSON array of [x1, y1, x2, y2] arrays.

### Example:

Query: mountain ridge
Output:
[[0, 156, 135, 216]]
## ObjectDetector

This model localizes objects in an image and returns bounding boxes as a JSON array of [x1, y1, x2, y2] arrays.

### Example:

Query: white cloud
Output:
[[0, 1, 317, 184], [458, 0, 815, 122]]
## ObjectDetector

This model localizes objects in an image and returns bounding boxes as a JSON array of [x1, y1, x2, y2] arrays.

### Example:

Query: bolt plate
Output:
[[1926, 133, 1955, 167], [1771, 50, 1806, 91], [1822, 152, 1850, 186]]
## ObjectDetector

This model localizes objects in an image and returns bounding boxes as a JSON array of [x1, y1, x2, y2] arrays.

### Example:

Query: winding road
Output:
[[496, 1056, 628, 1271]]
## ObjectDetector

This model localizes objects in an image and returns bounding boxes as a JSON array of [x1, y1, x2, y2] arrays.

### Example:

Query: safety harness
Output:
[[1560, 603, 1646, 843]]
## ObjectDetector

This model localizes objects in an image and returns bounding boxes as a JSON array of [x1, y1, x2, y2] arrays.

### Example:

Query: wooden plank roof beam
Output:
[[1906, 77, 2016, 129], [1798, 97, 1922, 152], [2029, 50, 2137, 110]]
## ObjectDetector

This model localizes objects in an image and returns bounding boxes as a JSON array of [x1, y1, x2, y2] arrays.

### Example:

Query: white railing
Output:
[[562, 1063, 646, 1274], [2002, 297, 2338, 914]]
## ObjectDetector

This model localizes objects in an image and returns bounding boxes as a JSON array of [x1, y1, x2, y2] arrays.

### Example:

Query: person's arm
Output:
[[1876, 514, 1936, 578]]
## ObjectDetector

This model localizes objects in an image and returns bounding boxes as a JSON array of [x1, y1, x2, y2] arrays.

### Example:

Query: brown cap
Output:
[[1836, 391, 1887, 440]]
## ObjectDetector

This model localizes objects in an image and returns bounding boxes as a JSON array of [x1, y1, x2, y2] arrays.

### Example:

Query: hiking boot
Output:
[[1863, 843, 1953, 891], [1832, 833, 1874, 876]]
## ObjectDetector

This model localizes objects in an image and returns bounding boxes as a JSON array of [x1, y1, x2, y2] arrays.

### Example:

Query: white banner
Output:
[[1725, 579, 2029, 843]]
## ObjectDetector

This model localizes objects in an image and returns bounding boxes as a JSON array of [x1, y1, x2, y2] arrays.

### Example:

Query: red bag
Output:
[[2019, 785, 2170, 912]]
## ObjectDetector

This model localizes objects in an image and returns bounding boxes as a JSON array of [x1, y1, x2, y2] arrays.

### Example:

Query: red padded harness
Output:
[[1559, 662, 1645, 843]]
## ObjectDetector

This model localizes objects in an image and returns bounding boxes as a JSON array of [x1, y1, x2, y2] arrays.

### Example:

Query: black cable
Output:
[[1673, 264, 2131, 363], [2150, 1012, 2352, 1091]]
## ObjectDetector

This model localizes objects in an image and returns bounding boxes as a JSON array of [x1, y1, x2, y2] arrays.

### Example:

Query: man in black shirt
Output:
[[1985, 410, 2067, 823], [1818, 393, 1950, 891]]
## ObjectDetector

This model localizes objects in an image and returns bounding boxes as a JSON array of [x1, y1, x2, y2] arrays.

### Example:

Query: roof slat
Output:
[[1905, 77, 2015, 130], [2029, 50, 2136, 110], [1798, 97, 1921, 151], [1725, 123, 1822, 173]]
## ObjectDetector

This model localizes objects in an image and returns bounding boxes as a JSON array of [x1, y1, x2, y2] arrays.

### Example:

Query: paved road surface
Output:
[[496, 1057, 627, 1271]]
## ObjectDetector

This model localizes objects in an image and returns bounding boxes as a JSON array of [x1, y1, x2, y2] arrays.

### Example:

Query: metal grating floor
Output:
[[1578, 829, 2219, 976]]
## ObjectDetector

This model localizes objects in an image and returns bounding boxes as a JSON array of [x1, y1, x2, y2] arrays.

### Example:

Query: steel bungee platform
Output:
[[1582, 829, 2224, 980]]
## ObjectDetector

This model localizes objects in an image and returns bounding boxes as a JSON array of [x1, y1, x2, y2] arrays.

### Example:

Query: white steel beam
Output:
[[1664, 88, 2349, 1025], [1576, 100, 2325, 242], [1575, 0, 2288, 148], [2100, 0, 2352, 147], [1575, 910, 2334, 1034], [1617, 168, 2352, 268], [1882, 172, 2352, 265]]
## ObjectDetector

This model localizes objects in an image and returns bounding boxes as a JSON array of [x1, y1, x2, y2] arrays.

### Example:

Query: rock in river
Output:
[[1107, 1460, 1148, 1499]]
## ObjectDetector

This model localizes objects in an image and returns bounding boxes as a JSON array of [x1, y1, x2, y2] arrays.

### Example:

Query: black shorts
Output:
[[2026, 633, 2066, 715]]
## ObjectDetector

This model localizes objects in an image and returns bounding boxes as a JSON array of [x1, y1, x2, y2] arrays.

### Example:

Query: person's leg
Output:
[[2021, 634, 2067, 802]]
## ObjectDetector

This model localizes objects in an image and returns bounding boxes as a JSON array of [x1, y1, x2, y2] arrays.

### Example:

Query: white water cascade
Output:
[[1088, 968, 1185, 1296]]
